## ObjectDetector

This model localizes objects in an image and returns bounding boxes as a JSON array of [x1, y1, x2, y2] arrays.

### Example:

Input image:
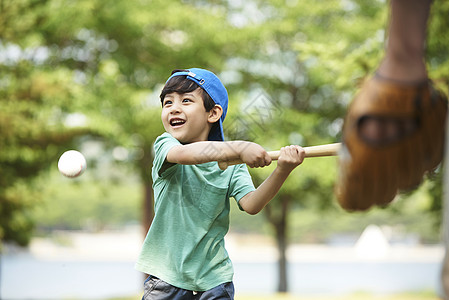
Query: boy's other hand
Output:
[[239, 142, 272, 168], [277, 145, 305, 173]]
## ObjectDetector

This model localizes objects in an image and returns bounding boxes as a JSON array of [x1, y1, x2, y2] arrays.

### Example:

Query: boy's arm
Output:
[[239, 145, 305, 215], [166, 141, 272, 168]]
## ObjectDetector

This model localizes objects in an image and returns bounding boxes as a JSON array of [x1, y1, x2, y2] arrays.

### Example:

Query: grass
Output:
[[235, 291, 440, 300], [110, 291, 441, 300]]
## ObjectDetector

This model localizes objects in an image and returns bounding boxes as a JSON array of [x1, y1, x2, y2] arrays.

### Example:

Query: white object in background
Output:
[[355, 224, 390, 260]]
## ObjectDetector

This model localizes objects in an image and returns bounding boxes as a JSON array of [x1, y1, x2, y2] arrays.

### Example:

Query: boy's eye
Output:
[[182, 98, 192, 103], [163, 100, 172, 106]]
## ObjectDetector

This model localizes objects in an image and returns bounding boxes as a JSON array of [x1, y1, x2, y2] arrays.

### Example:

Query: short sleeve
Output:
[[152, 133, 181, 181], [229, 164, 256, 203]]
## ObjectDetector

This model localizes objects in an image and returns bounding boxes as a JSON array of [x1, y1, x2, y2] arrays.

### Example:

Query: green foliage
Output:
[[0, 56, 92, 247], [0, 0, 258, 247], [1, 0, 448, 251], [32, 170, 141, 231], [230, 180, 442, 244]]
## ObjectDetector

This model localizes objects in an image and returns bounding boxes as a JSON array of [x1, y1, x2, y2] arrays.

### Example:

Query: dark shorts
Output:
[[142, 275, 235, 300]]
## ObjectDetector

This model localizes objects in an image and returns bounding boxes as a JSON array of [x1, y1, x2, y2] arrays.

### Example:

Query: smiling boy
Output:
[[136, 68, 305, 300]]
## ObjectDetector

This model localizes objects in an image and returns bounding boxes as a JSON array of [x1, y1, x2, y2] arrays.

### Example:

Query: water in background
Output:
[[0, 229, 444, 300]]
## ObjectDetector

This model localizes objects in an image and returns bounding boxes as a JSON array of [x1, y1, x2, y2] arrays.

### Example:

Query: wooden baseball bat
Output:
[[218, 142, 341, 170]]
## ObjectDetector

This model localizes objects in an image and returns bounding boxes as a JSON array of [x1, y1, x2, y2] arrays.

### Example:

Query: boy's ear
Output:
[[208, 105, 223, 124]]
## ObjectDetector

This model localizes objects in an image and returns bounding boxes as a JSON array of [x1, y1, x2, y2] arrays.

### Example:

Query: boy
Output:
[[136, 68, 305, 299]]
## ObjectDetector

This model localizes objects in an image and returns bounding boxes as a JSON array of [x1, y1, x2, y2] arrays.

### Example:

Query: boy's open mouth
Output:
[[170, 118, 186, 127]]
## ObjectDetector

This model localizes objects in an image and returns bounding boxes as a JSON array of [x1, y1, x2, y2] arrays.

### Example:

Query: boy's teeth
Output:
[[171, 119, 185, 126]]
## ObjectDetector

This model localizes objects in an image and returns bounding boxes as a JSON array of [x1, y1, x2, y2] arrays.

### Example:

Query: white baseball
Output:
[[58, 150, 87, 178]]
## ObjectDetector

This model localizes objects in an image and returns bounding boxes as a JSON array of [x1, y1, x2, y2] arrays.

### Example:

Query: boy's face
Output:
[[161, 88, 213, 143]]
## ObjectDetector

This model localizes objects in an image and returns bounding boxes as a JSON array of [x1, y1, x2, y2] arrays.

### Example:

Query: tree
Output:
[[60, 0, 262, 235], [0, 0, 269, 245], [224, 0, 449, 292], [0, 0, 97, 247], [1, 0, 448, 294], [221, 0, 385, 291]]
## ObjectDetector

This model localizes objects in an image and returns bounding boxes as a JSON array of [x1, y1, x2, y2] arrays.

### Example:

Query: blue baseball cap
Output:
[[166, 68, 228, 141]]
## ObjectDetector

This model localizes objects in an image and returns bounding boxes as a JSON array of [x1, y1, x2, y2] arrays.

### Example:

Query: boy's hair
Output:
[[160, 69, 216, 111]]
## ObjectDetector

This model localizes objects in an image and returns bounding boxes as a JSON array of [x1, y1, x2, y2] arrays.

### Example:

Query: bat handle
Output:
[[217, 143, 341, 170]]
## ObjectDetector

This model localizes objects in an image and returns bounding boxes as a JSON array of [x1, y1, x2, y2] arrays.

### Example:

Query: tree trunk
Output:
[[142, 181, 154, 236], [441, 120, 449, 298], [265, 196, 290, 293], [276, 222, 288, 292], [140, 147, 155, 236], [141, 180, 154, 279]]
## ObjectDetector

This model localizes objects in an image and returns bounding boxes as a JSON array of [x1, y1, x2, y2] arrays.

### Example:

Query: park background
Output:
[[1, 0, 449, 299]]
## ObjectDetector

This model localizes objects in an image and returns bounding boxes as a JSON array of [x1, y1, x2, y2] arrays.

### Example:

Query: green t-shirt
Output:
[[135, 133, 255, 291]]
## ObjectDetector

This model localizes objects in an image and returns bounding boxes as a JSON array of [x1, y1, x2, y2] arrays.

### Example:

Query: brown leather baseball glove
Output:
[[335, 74, 448, 211]]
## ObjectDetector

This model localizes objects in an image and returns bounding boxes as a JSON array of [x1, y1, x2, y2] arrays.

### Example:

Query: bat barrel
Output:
[[266, 143, 341, 160], [303, 143, 341, 158]]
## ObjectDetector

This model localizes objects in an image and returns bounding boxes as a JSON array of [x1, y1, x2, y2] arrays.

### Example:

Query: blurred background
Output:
[[1, 0, 449, 299]]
